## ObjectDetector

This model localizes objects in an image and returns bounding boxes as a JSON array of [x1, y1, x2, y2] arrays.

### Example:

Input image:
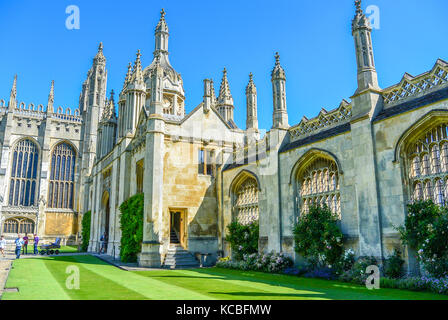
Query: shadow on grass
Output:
[[208, 291, 325, 298]]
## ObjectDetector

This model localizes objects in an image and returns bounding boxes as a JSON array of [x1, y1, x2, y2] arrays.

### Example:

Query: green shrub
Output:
[[384, 249, 405, 279], [293, 204, 343, 269], [119, 193, 144, 262], [216, 251, 293, 273], [397, 200, 448, 278], [339, 256, 379, 285], [225, 220, 259, 261], [81, 211, 91, 252]]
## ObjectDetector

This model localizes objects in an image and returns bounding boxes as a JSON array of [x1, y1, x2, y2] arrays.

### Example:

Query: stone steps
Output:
[[163, 245, 199, 269]]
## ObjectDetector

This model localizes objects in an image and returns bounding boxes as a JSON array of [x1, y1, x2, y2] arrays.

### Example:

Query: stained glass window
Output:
[[8, 139, 39, 206], [48, 143, 76, 209]]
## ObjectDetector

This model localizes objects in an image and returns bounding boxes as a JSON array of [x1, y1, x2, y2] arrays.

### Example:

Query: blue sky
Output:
[[0, 0, 447, 131]]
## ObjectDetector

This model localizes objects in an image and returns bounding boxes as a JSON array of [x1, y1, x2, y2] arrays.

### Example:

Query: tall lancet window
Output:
[[48, 143, 76, 209], [232, 175, 259, 225], [298, 157, 341, 219], [8, 139, 39, 206], [407, 123, 448, 206]]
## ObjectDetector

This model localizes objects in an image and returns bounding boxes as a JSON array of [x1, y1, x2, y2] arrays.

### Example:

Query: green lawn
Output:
[[2, 255, 447, 300]]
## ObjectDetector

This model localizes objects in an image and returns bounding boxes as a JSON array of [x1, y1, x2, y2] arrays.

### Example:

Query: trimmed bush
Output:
[[119, 193, 144, 262], [225, 220, 259, 261], [293, 204, 344, 269], [384, 249, 405, 279], [81, 211, 91, 252]]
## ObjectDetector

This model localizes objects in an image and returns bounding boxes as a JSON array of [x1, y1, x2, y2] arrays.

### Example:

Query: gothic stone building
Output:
[[86, 4, 448, 271], [0, 46, 106, 242], [3, 3, 448, 271]]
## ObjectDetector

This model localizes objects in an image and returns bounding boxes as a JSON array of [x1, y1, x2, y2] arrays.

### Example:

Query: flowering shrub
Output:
[[216, 251, 293, 273], [225, 220, 259, 261], [335, 249, 356, 274], [397, 200, 448, 278], [293, 204, 344, 269], [380, 276, 448, 295], [383, 249, 405, 279]]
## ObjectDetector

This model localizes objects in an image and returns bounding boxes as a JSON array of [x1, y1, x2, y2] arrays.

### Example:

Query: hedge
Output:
[[81, 211, 91, 252], [119, 193, 144, 262]]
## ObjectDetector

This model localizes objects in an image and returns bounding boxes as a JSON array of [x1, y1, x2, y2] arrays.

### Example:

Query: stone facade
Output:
[[5, 3, 444, 270]]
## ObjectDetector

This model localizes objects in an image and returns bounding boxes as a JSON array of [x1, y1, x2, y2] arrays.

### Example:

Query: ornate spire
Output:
[[246, 72, 257, 95], [246, 73, 258, 131], [8, 74, 17, 110], [155, 8, 169, 34], [102, 89, 116, 121], [94, 42, 106, 64], [47, 80, 54, 113], [122, 62, 132, 90], [351, 0, 379, 92], [271, 52, 286, 80], [217, 68, 233, 105], [131, 50, 144, 84]]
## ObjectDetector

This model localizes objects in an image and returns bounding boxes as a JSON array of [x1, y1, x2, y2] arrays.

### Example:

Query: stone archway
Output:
[[101, 191, 110, 253]]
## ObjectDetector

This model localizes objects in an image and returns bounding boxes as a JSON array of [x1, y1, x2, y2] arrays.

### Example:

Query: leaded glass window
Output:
[[407, 123, 448, 206], [298, 157, 341, 219], [233, 177, 259, 225], [48, 143, 76, 209], [8, 139, 39, 206]]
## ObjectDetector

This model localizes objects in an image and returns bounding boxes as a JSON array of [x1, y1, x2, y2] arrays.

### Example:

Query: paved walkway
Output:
[[0, 250, 14, 299]]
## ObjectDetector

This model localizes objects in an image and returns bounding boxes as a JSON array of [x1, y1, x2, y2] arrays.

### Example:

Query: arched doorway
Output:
[[101, 191, 110, 253]]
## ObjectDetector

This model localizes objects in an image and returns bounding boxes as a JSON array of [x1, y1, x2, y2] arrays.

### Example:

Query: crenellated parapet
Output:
[[382, 59, 448, 107], [289, 100, 352, 140]]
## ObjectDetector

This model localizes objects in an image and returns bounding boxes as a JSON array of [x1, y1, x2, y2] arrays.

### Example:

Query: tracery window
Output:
[[136, 160, 144, 194], [407, 123, 448, 206], [47, 143, 76, 209], [298, 157, 341, 219], [3, 218, 35, 234], [8, 139, 39, 206], [233, 176, 259, 225]]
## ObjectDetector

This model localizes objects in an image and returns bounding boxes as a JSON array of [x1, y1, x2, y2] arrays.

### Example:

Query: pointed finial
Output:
[[275, 52, 280, 66], [355, 0, 362, 14], [223, 67, 227, 75], [110, 89, 115, 100], [249, 72, 253, 81], [47, 80, 54, 113], [161, 8, 166, 19], [11, 74, 17, 96], [98, 42, 103, 52]]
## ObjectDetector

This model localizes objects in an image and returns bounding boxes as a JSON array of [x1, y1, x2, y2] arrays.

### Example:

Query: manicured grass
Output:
[[3, 255, 448, 300]]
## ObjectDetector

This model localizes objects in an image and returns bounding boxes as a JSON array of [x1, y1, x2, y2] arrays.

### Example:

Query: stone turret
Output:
[[352, 0, 380, 94], [271, 52, 289, 129]]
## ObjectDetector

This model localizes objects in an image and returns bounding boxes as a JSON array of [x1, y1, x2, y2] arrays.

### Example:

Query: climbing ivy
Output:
[[119, 193, 144, 262]]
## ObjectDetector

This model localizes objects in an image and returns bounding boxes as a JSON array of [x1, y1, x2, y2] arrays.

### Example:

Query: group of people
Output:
[[0, 233, 39, 259]]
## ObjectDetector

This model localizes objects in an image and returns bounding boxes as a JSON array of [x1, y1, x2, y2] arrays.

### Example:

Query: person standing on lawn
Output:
[[22, 233, 29, 255], [15, 234, 24, 259], [33, 234, 39, 255], [0, 235, 6, 258]]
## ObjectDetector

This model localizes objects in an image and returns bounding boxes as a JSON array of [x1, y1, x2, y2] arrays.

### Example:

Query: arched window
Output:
[[406, 123, 448, 204], [233, 175, 259, 225], [48, 143, 76, 209], [8, 139, 39, 206], [297, 157, 341, 219], [3, 218, 35, 234]]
